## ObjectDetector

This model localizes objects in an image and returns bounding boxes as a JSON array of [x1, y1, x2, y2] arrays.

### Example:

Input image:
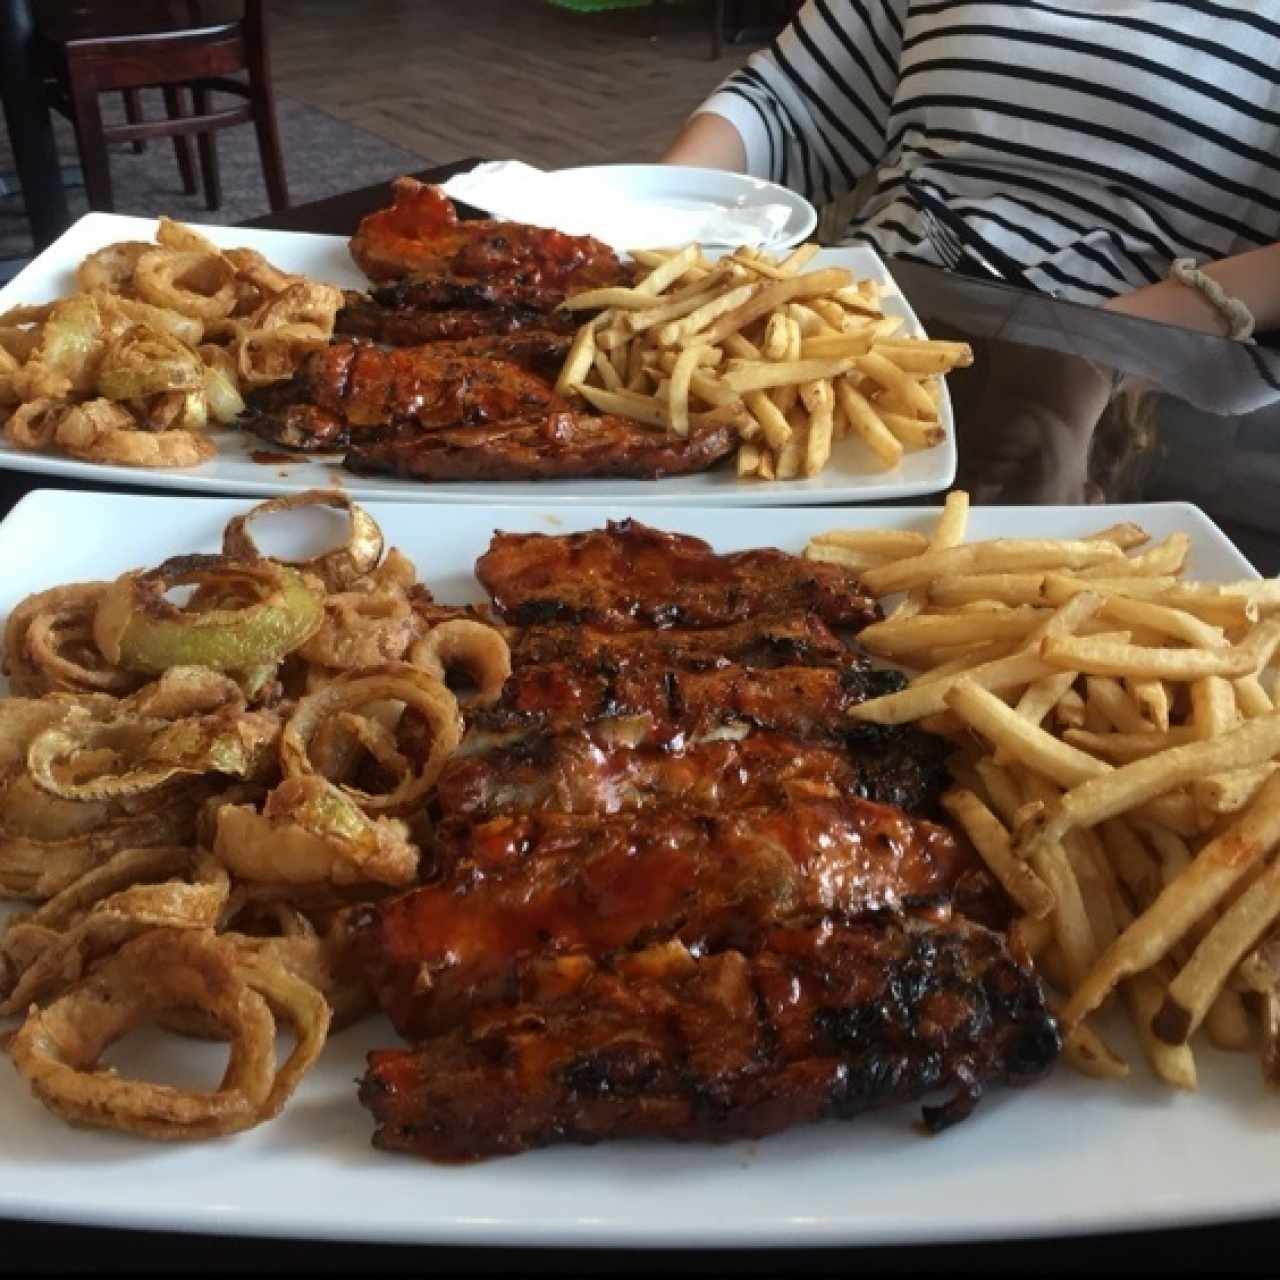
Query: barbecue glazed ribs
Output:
[[336, 289, 577, 347], [475, 660, 908, 743], [362, 918, 1060, 1161], [333, 311, 572, 374], [353, 795, 985, 1040], [355, 522, 1059, 1158], [242, 342, 734, 480], [344, 414, 736, 483], [348, 177, 626, 289], [476, 520, 881, 630], [243, 342, 560, 451], [511, 611, 851, 671], [434, 726, 948, 822]]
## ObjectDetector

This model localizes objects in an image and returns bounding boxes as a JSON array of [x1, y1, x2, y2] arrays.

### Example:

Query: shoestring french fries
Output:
[[556, 242, 971, 482], [806, 491, 1280, 1092]]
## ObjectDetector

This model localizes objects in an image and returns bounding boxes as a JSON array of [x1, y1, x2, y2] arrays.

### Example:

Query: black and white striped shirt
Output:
[[701, 1, 1280, 302]]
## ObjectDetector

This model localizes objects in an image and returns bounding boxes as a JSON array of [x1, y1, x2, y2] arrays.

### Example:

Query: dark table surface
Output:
[[4, 161, 1280, 1273]]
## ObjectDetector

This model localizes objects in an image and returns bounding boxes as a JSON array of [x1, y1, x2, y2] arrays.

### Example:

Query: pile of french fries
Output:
[[554, 243, 971, 481], [809, 490, 1280, 1091]]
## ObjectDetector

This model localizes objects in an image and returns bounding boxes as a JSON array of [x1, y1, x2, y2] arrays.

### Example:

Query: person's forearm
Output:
[[660, 112, 747, 172], [1103, 243, 1280, 336]]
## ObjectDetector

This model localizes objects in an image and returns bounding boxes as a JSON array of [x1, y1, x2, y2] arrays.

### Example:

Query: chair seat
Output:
[[33, 1, 242, 47]]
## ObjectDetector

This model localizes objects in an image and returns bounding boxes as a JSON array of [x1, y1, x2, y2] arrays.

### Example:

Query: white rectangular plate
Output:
[[0, 492, 1267, 1248], [0, 212, 955, 506]]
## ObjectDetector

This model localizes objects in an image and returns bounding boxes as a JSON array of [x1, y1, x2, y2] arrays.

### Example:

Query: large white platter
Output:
[[0, 492, 1267, 1247], [0, 212, 955, 506]]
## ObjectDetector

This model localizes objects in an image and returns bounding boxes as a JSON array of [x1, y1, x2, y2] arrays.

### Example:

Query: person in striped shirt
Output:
[[664, 0, 1280, 338]]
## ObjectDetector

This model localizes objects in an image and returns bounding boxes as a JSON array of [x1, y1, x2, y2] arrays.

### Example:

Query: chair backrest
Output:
[[34, 1, 249, 45]]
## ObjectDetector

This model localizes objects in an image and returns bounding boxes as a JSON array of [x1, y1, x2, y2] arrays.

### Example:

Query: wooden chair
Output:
[[32, 1, 288, 214]]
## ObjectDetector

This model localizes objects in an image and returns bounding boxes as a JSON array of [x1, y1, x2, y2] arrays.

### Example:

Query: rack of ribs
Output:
[[469, 660, 907, 748], [476, 520, 881, 630], [336, 274, 579, 346], [510, 611, 852, 671], [433, 725, 949, 823], [352, 521, 1059, 1158], [360, 918, 1061, 1161], [348, 177, 627, 289], [335, 290, 577, 347], [344, 413, 736, 483], [351, 795, 989, 1040], [240, 344, 736, 481], [331, 316, 572, 376]]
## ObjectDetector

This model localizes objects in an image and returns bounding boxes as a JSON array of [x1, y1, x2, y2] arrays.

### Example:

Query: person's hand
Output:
[[951, 343, 1113, 505]]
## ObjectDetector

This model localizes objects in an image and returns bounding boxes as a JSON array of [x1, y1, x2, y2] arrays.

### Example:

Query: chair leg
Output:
[[122, 89, 146, 153], [191, 87, 222, 211], [243, 11, 290, 212], [163, 86, 198, 196], [68, 79, 114, 211], [711, 0, 725, 59]]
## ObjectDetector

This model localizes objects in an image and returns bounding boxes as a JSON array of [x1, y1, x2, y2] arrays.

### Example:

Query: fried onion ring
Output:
[[26, 707, 279, 801], [0, 693, 116, 774], [24, 600, 142, 696], [226, 946, 331, 1121], [133, 249, 237, 321], [222, 246, 301, 296], [249, 281, 344, 336], [235, 323, 329, 387], [408, 619, 511, 707], [222, 491, 384, 592], [97, 325, 204, 401], [0, 771, 119, 843], [4, 583, 114, 695], [94, 555, 324, 675], [9, 929, 278, 1140], [51, 398, 214, 470], [123, 666, 247, 720], [280, 664, 461, 816], [3, 397, 65, 452], [0, 848, 229, 1014], [213, 775, 418, 888], [75, 241, 153, 294], [222, 929, 373, 1033], [93, 291, 204, 347], [298, 591, 416, 669]]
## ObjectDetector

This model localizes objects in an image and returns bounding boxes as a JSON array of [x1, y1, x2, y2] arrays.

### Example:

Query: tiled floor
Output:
[[267, 0, 754, 169]]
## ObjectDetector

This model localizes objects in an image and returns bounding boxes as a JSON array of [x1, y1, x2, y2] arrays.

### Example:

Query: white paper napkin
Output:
[[440, 160, 794, 252]]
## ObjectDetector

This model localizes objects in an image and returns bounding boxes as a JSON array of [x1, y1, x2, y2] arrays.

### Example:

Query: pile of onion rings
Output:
[[0, 490, 512, 1140], [0, 218, 343, 470]]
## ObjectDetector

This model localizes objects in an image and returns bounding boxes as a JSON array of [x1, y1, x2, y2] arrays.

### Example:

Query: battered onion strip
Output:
[[24, 602, 140, 695], [408, 619, 512, 707], [280, 664, 461, 816], [52, 399, 214, 469], [93, 555, 324, 675], [0, 849, 228, 1014], [4, 583, 112, 696], [232, 948, 332, 1121], [222, 491, 385, 593], [26, 709, 279, 801], [133, 249, 237, 321], [213, 775, 418, 889], [298, 591, 416, 669], [224, 931, 374, 1032], [0, 806, 198, 900], [9, 929, 278, 1140]]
